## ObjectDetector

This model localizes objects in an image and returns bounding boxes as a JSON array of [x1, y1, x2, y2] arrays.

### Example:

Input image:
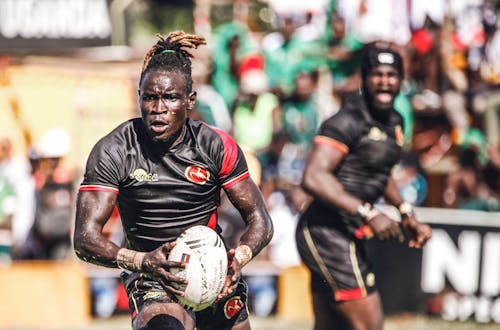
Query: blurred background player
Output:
[[295, 45, 432, 330]]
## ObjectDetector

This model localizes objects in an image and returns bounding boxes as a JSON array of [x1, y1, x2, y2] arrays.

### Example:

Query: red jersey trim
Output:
[[314, 136, 349, 154], [207, 211, 217, 230], [209, 125, 240, 178], [79, 185, 119, 194], [222, 171, 250, 189], [334, 287, 366, 301]]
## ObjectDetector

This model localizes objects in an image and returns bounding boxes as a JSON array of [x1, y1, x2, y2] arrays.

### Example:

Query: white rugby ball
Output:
[[168, 225, 228, 311]]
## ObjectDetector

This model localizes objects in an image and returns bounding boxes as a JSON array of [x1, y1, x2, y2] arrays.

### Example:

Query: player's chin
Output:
[[148, 129, 172, 142], [373, 99, 394, 109]]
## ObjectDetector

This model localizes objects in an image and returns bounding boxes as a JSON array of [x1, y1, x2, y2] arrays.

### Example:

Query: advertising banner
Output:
[[369, 207, 500, 324], [0, 0, 112, 52]]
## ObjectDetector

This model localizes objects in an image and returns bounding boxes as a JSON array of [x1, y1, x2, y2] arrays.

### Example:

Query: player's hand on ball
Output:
[[401, 215, 432, 248], [217, 248, 241, 300], [142, 242, 188, 297], [369, 213, 404, 242]]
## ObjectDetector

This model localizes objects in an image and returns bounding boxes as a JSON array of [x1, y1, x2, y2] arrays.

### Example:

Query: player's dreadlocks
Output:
[[140, 31, 207, 92]]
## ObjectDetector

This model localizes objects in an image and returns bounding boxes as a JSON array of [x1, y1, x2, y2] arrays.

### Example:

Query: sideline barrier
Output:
[[0, 261, 91, 328], [276, 264, 314, 320], [251, 207, 500, 324], [243, 260, 314, 320], [371, 207, 500, 324]]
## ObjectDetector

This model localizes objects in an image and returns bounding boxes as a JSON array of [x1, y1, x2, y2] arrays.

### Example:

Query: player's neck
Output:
[[151, 124, 186, 151]]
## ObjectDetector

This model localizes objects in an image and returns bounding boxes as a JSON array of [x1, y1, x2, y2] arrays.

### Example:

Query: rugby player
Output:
[[73, 31, 273, 330], [295, 45, 432, 330]]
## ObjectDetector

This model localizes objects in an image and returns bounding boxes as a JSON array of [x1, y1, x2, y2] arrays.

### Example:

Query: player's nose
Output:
[[152, 98, 168, 114]]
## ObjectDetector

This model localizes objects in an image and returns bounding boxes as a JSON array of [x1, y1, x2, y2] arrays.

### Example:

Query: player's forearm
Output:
[[225, 178, 274, 267], [302, 171, 362, 215], [237, 210, 274, 267], [383, 176, 404, 207], [74, 190, 123, 268], [73, 230, 122, 268]]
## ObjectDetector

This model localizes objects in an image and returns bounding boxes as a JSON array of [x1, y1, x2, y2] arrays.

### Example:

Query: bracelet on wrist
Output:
[[398, 201, 414, 218], [356, 203, 371, 219], [116, 248, 146, 272], [356, 203, 381, 223]]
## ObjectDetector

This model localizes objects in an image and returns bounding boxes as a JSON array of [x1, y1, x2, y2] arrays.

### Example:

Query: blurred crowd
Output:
[[0, 0, 499, 318]]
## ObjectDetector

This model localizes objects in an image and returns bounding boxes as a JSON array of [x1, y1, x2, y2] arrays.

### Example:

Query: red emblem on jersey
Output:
[[224, 296, 244, 319], [185, 165, 210, 185]]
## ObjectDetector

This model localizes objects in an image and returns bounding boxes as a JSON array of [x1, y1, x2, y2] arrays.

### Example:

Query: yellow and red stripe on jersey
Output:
[[314, 136, 349, 154]]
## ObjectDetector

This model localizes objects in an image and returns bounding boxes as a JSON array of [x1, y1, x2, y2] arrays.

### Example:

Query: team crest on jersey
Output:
[[129, 168, 158, 182], [395, 125, 404, 146], [224, 296, 244, 319], [368, 126, 387, 141], [185, 165, 210, 185]]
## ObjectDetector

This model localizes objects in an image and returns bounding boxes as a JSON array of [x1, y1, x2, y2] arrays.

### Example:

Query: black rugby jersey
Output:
[[304, 94, 404, 236], [80, 118, 249, 251]]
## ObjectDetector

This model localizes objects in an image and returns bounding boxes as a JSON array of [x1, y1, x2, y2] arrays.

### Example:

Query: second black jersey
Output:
[[303, 94, 404, 236], [80, 118, 249, 251]]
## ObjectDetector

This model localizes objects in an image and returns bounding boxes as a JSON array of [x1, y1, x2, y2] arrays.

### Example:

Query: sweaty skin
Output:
[[139, 70, 195, 144], [74, 68, 273, 330], [303, 65, 430, 244], [300, 57, 431, 330]]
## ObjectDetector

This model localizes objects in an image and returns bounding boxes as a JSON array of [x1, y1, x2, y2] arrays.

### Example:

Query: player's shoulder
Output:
[[91, 118, 141, 155], [323, 94, 365, 128], [188, 119, 236, 148]]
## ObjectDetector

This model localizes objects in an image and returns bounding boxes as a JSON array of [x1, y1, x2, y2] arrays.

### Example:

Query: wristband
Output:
[[356, 203, 381, 223], [398, 202, 414, 218], [116, 248, 146, 272], [234, 245, 253, 268], [356, 203, 372, 219]]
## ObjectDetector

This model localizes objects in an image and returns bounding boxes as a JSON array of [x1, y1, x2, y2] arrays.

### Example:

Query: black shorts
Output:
[[121, 272, 249, 330], [295, 215, 377, 302]]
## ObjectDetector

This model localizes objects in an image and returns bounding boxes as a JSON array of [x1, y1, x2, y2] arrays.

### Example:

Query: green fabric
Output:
[[194, 100, 216, 126], [211, 22, 257, 108], [282, 98, 318, 148], [233, 93, 278, 151], [459, 128, 489, 165], [394, 93, 414, 145], [0, 180, 14, 223], [321, 0, 338, 42], [459, 198, 500, 211], [326, 35, 363, 86], [264, 37, 325, 96], [320, 1, 363, 89]]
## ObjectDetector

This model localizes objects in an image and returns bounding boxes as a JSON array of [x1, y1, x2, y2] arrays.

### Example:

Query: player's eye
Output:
[[163, 94, 180, 101], [142, 94, 157, 101]]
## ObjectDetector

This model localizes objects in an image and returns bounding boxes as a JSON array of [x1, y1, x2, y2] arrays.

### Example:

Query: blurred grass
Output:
[[6, 313, 500, 329], [76, 313, 500, 330], [385, 313, 500, 330]]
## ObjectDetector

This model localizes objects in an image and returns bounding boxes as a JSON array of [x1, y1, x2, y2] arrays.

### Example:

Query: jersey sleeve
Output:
[[314, 108, 362, 154], [79, 138, 123, 194], [210, 126, 250, 189]]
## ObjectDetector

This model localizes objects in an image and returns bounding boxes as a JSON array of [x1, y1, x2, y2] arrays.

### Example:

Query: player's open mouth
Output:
[[151, 120, 168, 134], [375, 91, 393, 103]]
